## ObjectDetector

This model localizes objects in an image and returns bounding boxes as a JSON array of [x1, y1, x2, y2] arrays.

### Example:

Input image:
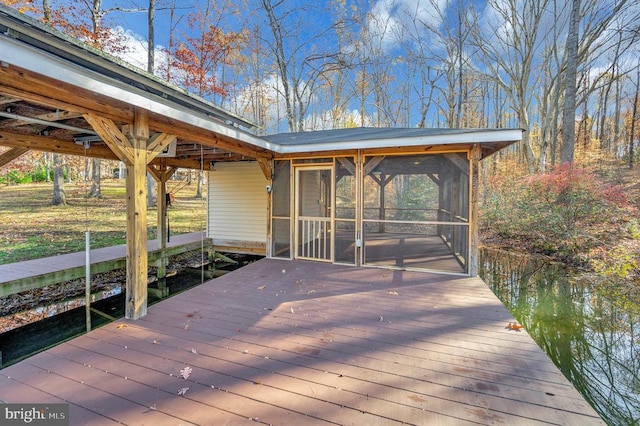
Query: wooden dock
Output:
[[0, 259, 604, 425], [0, 232, 212, 297]]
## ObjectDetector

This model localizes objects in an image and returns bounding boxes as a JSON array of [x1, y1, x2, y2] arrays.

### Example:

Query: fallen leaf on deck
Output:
[[408, 395, 427, 403], [257, 285, 266, 290], [177, 387, 189, 395], [116, 324, 128, 330], [179, 366, 192, 380], [387, 291, 399, 296], [506, 322, 525, 331]]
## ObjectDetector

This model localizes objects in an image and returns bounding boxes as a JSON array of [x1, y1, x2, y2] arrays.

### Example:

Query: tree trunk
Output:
[[84, 157, 90, 182], [148, 0, 155, 74], [561, 0, 580, 164], [52, 153, 66, 206], [88, 158, 102, 198], [629, 65, 639, 169], [147, 172, 157, 206], [195, 170, 203, 199], [614, 74, 622, 156], [45, 152, 50, 182]]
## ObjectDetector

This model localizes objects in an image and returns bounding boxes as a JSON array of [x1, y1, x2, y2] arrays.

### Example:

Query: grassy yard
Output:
[[0, 179, 207, 265]]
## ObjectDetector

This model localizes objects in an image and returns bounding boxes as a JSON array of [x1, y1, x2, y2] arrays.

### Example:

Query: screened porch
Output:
[[270, 152, 471, 274]]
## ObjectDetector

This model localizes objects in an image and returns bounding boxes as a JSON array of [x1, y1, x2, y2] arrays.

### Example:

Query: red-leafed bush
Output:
[[481, 163, 628, 264]]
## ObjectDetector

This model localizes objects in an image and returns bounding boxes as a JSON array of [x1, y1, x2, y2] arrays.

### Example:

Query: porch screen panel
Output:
[[271, 160, 291, 258], [362, 154, 469, 273], [437, 154, 469, 264], [335, 157, 356, 264]]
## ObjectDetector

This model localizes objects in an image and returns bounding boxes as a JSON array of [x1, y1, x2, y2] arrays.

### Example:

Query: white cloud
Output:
[[365, 0, 448, 52], [107, 26, 170, 77], [304, 108, 375, 130]]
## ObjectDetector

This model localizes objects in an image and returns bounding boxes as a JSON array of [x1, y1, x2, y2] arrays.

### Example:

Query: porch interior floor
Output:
[[361, 233, 465, 272], [334, 232, 465, 272], [0, 258, 603, 425]]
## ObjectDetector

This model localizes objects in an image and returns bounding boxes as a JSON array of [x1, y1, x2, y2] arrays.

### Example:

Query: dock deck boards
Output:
[[0, 232, 208, 283], [0, 232, 211, 296], [0, 259, 604, 425]]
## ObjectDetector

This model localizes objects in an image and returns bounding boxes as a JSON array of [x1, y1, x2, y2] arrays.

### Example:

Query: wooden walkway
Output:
[[0, 232, 211, 296], [0, 259, 604, 425]]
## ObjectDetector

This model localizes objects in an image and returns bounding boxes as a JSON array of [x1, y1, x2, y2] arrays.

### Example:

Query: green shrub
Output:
[[4, 170, 34, 184]]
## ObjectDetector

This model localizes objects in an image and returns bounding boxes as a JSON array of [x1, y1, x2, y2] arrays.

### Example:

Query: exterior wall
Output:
[[207, 161, 268, 254]]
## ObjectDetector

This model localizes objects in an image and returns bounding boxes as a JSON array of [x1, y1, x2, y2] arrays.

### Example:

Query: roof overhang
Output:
[[264, 128, 523, 160]]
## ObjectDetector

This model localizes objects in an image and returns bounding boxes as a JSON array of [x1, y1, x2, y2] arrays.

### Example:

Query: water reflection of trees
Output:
[[480, 249, 640, 426]]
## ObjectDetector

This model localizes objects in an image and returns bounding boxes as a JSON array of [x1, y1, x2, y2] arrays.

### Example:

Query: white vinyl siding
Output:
[[207, 162, 267, 244]]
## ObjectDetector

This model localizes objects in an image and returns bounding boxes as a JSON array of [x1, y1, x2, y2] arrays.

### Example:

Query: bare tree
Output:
[[561, 0, 580, 165], [561, 0, 637, 163], [258, 0, 341, 131], [394, 4, 442, 129], [470, 0, 555, 172], [309, 0, 354, 129], [231, 25, 273, 132]]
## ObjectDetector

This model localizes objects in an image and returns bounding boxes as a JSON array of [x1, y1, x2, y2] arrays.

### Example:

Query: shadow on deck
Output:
[[0, 259, 603, 425]]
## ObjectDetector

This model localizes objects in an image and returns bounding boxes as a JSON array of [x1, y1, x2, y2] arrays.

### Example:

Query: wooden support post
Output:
[[124, 110, 149, 319], [379, 177, 386, 233], [147, 162, 177, 282], [157, 173, 167, 282], [84, 110, 175, 319], [256, 158, 273, 257], [468, 145, 482, 277]]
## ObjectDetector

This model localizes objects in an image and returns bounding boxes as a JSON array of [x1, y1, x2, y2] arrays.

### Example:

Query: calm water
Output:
[[480, 249, 640, 426]]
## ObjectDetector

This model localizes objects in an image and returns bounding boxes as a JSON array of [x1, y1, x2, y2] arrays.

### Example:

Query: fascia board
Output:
[[273, 129, 524, 154], [0, 36, 277, 153]]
